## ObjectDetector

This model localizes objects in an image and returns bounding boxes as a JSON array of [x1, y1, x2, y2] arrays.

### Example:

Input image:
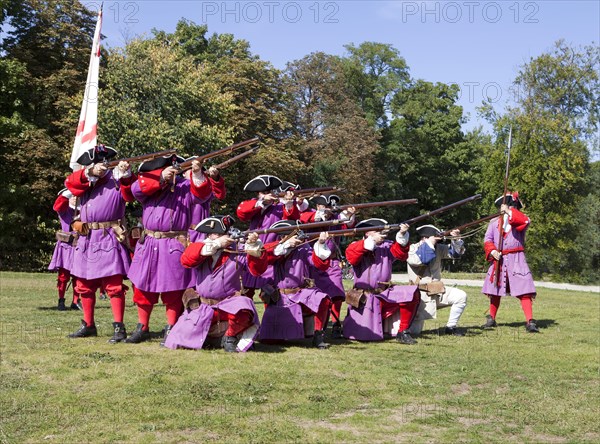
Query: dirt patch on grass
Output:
[[450, 383, 471, 395]]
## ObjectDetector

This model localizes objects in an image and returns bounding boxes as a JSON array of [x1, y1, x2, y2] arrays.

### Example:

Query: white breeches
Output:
[[409, 287, 467, 335]]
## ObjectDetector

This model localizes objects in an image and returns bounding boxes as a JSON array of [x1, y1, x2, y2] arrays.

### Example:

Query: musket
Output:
[[292, 194, 483, 240], [239, 218, 351, 238], [175, 137, 260, 174], [494, 126, 513, 286], [103, 149, 177, 168], [331, 199, 418, 213], [273, 186, 343, 199], [440, 213, 502, 238], [212, 146, 259, 170]]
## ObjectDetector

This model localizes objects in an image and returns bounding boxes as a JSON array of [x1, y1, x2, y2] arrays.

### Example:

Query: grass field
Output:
[[0, 271, 598, 443]]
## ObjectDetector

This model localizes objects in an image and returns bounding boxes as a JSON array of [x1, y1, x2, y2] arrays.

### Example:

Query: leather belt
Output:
[[144, 229, 188, 239], [88, 220, 122, 230], [200, 297, 221, 306], [280, 287, 302, 295]]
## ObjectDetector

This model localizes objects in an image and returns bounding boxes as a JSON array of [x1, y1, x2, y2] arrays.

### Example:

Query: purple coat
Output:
[[69, 171, 131, 280], [240, 203, 284, 290], [309, 238, 345, 298], [481, 217, 536, 298], [259, 243, 329, 341], [195, 252, 259, 325], [128, 177, 201, 293], [188, 197, 212, 243], [48, 205, 74, 271], [343, 239, 418, 341]]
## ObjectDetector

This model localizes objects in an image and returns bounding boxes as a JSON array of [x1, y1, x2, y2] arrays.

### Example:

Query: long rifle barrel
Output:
[[440, 212, 501, 237], [213, 146, 259, 170], [333, 198, 418, 212], [176, 137, 260, 172], [300, 194, 482, 240], [104, 149, 177, 168], [274, 186, 342, 198]]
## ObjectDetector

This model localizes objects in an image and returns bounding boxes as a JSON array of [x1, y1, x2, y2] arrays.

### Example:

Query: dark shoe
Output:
[[124, 323, 150, 344], [108, 322, 127, 344], [331, 322, 342, 339], [67, 320, 97, 338], [99, 292, 108, 300], [526, 319, 539, 333], [70, 302, 82, 311], [159, 324, 173, 347], [57, 299, 67, 311], [481, 315, 497, 329], [312, 330, 330, 349], [223, 335, 239, 353], [445, 326, 466, 336], [396, 330, 417, 345]]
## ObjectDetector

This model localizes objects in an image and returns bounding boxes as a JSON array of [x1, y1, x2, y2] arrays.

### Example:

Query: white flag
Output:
[[70, 6, 103, 170]]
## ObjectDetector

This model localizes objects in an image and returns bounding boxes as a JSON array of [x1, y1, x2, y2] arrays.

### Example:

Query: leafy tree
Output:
[[342, 42, 410, 129], [0, 0, 97, 270], [283, 52, 379, 202]]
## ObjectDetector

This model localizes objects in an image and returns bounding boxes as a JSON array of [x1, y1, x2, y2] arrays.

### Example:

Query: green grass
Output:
[[0, 271, 598, 443]]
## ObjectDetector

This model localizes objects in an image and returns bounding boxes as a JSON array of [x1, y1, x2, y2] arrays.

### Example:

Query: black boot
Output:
[[312, 330, 330, 349], [67, 320, 97, 338], [57, 299, 67, 311], [124, 323, 150, 344], [331, 322, 342, 339], [396, 330, 417, 345], [481, 315, 497, 329], [70, 301, 81, 311], [108, 322, 127, 344], [525, 319, 539, 333], [445, 326, 466, 336], [160, 324, 173, 347], [223, 335, 239, 353]]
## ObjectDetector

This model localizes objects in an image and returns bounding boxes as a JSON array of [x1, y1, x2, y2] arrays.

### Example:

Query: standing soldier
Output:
[[300, 195, 356, 338], [48, 188, 80, 311], [64, 145, 135, 342], [126, 156, 214, 344], [481, 192, 538, 332], [406, 225, 468, 336], [167, 216, 266, 352], [343, 219, 420, 344]]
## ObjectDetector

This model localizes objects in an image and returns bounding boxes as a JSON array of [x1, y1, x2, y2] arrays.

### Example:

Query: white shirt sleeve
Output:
[[395, 231, 409, 247], [364, 236, 376, 251], [313, 241, 332, 260]]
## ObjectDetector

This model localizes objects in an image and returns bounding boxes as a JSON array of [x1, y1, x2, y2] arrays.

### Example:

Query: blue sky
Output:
[[88, 1, 598, 133]]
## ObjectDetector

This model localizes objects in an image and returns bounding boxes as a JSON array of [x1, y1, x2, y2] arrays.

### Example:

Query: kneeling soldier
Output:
[[166, 216, 266, 352]]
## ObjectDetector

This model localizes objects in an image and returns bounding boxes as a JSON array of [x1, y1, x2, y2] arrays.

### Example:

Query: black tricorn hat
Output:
[[243, 175, 283, 192], [194, 215, 235, 234], [268, 219, 300, 234], [76, 144, 118, 166], [355, 218, 387, 229], [139, 154, 185, 173], [494, 191, 523, 209], [277, 181, 300, 193], [310, 194, 341, 207], [416, 224, 442, 238]]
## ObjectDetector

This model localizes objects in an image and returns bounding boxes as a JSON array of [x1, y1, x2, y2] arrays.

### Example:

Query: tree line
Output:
[[1, 1, 598, 282]]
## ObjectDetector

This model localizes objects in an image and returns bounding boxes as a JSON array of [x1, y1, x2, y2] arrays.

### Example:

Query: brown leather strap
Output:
[[144, 229, 188, 239], [88, 220, 122, 230]]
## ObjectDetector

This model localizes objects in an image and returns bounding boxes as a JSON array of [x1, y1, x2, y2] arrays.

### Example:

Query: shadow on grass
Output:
[[494, 319, 557, 329]]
